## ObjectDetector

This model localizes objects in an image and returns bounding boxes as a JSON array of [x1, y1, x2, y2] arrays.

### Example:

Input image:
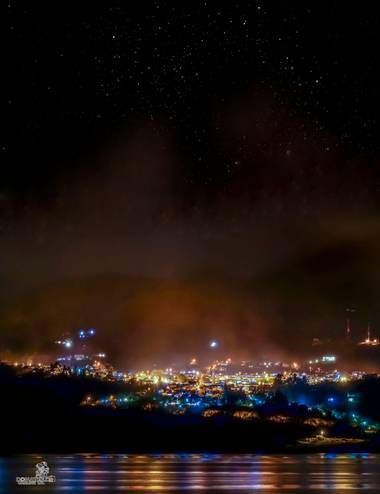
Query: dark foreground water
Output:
[[1, 454, 380, 493]]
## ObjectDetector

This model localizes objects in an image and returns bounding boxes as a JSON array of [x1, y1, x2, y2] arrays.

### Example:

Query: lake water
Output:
[[1, 453, 380, 493]]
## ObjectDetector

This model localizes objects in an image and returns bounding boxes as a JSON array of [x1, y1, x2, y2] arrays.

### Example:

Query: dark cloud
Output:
[[1, 109, 380, 365]]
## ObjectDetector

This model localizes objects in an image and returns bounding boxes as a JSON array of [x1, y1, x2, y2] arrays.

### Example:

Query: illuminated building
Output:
[[307, 355, 336, 365], [359, 324, 379, 346], [53, 328, 109, 373]]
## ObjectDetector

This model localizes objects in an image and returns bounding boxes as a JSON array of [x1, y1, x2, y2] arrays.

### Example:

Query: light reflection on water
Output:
[[1, 453, 380, 493]]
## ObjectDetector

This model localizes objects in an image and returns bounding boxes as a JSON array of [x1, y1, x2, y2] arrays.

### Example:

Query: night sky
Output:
[[3, 2, 380, 365]]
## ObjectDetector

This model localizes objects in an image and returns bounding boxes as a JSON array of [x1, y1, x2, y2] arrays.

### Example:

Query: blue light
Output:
[[89, 329, 95, 335], [209, 340, 218, 349], [327, 396, 335, 403]]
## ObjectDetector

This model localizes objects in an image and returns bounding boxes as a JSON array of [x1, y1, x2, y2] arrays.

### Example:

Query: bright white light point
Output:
[[209, 340, 218, 349]]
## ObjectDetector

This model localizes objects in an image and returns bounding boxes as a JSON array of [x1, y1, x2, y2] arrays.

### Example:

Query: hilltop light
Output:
[[209, 340, 218, 349]]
